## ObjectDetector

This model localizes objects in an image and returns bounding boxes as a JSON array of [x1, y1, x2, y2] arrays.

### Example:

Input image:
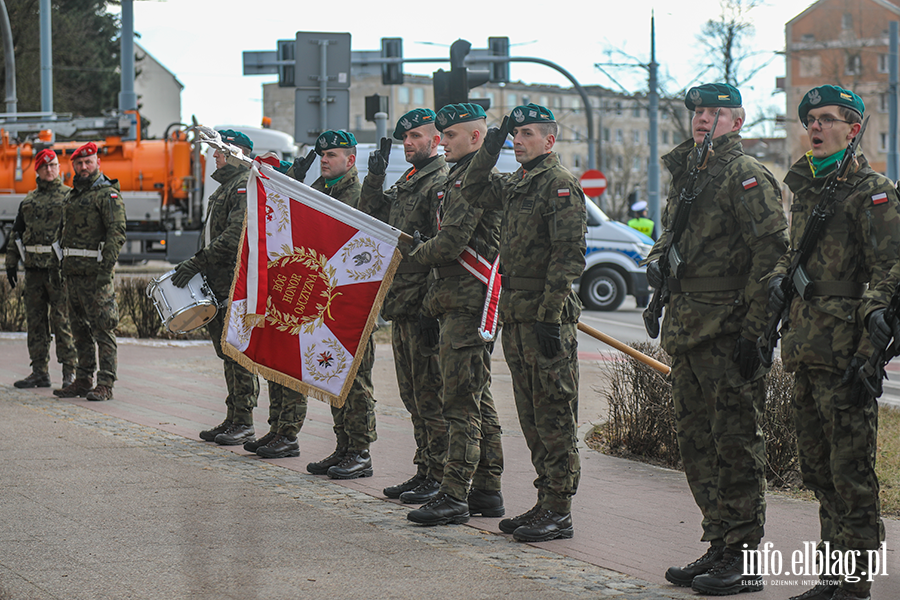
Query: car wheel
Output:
[[580, 267, 626, 311]]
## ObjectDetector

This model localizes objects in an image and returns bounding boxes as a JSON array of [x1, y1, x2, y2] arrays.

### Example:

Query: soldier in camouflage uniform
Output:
[[53, 142, 127, 402], [462, 104, 585, 542], [6, 149, 76, 389], [769, 86, 894, 600], [406, 103, 505, 526], [358, 109, 449, 501], [645, 84, 788, 595], [287, 130, 378, 480], [172, 130, 260, 445]]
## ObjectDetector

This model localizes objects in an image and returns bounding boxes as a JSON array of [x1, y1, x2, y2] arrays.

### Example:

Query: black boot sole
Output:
[[407, 512, 470, 525], [257, 449, 300, 459], [470, 506, 506, 517], [513, 526, 574, 542], [664, 571, 695, 587], [327, 467, 373, 480], [691, 579, 763, 596]]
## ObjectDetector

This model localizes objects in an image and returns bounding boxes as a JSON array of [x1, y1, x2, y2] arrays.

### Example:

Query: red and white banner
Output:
[[223, 161, 403, 407]]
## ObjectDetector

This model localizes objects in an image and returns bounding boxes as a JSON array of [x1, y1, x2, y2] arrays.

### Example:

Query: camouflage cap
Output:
[[507, 103, 555, 135], [218, 129, 253, 152], [393, 108, 437, 140], [315, 130, 357, 155], [684, 83, 742, 111], [798, 85, 865, 124], [435, 103, 486, 132]]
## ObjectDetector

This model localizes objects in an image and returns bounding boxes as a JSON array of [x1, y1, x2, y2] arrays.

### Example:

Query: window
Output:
[[842, 12, 853, 31], [632, 156, 641, 171], [881, 132, 888, 152], [662, 130, 669, 144], [615, 101, 623, 115], [553, 95, 562, 109], [615, 129, 624, 143], [616, 156, 624, 170], [845, 54, 862, 76], [355, 115, 363, 129], [880, 54, 890, 74], [801, 34, 815, 42], [800, 55, 821, 78], [540, 95, 548, 106], [632, 104, 641, 118], [615, 182, 624, 197], [507, 93, 517, 108], [881, 93, 890, 113], [632, 130, 640, 144], [470, 90, 480, 98], [413, 87, 425, 104], [574, 154, 582, 169], [397, 87, 409, 104], [486, 92, 495, 106]]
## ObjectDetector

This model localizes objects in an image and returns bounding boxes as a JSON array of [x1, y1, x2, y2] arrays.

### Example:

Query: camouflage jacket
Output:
[[194, 163, 249, 298], [60, 171, 126, 277], [359, 156, 448, 321], [309, 165, 362, 208], [650, 132, 788, 356], [5, 177, 71, 270], [462, 148, 586, 324], [774, 153, 900, 372], [409, 153, 501, 321]]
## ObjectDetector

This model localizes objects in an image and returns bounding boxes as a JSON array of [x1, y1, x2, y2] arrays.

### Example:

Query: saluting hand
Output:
[[484, 115, 510, 155], [368, 137, 392, 177], [291, 149, 317, 183]]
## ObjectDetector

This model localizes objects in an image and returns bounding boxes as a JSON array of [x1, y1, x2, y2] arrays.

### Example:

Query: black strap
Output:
[[500, 275, 545, 291], [431, 263, 468, 279], [804, 280, 866, 299], [395, 261, 430, 275], [667, 274, 749, 294]]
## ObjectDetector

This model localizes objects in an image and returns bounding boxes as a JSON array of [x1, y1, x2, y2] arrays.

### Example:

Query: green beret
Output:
[[393, 108, 437, 140], [315, 130, 357, 155], [798, 85, 865, 125], [684, 83, 742, 111], [218, 129, 253, 151], [435, 103, 486, 132], [507, 103, 555, 135]]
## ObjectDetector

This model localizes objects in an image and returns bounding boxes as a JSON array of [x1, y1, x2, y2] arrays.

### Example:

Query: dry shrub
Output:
[[0, 274, 27, 331], [598, 342, 800, 486], [116, 277, 162, 338]]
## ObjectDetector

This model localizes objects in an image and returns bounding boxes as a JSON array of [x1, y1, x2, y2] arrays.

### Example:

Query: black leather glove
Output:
[[841, 355, 872, 406], [868, 308, 893, 353], [768, 274, 787, 315], [417, 314, 440, 348], [172, 258, 201, 288], [732, 335, 761, 380], [6, 267, 17, 289], [646, 260, 663, 289], [409, 230, 428, 256], [534, 321, 562, 359], [290, 149, 317, 183], [368, 137, 392, 177], [484, 115, 510, 155]]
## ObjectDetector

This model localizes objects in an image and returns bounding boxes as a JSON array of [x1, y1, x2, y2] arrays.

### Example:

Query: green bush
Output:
[[598, 342, 799, 486]]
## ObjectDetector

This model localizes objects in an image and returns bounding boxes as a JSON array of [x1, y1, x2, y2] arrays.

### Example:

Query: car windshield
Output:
[[585, 198, 608, 226]]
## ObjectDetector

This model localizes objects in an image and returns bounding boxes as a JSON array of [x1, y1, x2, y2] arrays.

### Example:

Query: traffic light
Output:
[[488, 37, 509, 83], [432, 39, 492, 111], [381, 37, 403, 85], [277, 39, 295, 87]]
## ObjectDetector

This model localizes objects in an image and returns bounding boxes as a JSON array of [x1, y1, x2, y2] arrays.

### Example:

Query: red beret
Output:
[[72, 142, 98, 159], [33, 148, 57, 169]]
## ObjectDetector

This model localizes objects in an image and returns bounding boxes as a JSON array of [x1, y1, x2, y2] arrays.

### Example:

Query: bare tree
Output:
[[696, 0, 775, 88]]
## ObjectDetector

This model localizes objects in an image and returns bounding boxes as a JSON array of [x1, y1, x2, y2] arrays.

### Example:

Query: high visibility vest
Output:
[[627, 217, 654, 238]]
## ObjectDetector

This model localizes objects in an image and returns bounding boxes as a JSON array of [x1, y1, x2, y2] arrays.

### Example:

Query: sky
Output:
[[110, 0, 819, 137]]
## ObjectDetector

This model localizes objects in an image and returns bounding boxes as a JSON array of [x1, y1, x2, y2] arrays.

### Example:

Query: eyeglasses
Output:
[[803, 116, 852, 130]]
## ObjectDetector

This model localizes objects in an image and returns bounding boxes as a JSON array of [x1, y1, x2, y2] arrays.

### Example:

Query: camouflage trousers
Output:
[[67, 275, 118, 386], [438, 312, 504, 501], [207, 309, 259, 425], [502, 322, 580, 514], [23, 268, 76, 375], [266, 381, 307, 438], [330, 335, 377, 451], [670, 335, 766, 549], [393, 318, 445, 481], [792, 367, 883, 594]]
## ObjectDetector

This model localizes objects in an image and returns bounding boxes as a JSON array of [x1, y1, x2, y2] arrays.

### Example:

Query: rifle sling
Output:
[[667, 275, 749, 294]]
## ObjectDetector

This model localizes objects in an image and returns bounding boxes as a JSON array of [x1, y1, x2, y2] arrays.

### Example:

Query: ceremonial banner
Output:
[[223, 161, 403, 407]]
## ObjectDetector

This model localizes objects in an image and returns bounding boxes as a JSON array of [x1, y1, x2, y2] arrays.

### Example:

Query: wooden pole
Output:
[[577, 321, 670, 376]]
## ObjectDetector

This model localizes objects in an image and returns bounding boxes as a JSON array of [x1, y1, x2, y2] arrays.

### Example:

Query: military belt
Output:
[[802, 280, 866, 299], [667, 274, 749, 294], [431, 263, 469, 279], [500, 275, 545, 291], [62, 248, 100, 258], [24, 245, 54, 254], [395, 261, 430, 275]]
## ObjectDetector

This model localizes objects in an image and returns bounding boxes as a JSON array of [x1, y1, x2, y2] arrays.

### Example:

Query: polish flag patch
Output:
[[742, 177, 758, 190], [437, 191, 444, 199], [237, 188, 247, 194], [872, 192, 889, 205], [110, 193, 118, 199], [454, 180, 462, 188], [558, 188, 570, 196]]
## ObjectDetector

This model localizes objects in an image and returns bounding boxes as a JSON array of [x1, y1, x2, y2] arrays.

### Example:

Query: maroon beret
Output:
[[72, 142, 98, 159], [33, 148, 57, 169]]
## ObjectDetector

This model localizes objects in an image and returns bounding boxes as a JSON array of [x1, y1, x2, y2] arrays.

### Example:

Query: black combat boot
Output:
[[467, 489, 505, 517], [691, 547, 763, 595], [199, 420, 232, 442], [244, 430, 277, 453], [512, 510, 573, 542], [14, 371, 51, 388], [214, 423, 255, 446], [830, 587, 870, 600], [665, 544, 726, 587], [407, 493, 469, 525], [399, 478, 441, 504], [327, 449, 373, 479], [499, 503, 542, 534], [383, 474, 426, 499], [307, 446, 346, 475], [256, 434, 300, 459]]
